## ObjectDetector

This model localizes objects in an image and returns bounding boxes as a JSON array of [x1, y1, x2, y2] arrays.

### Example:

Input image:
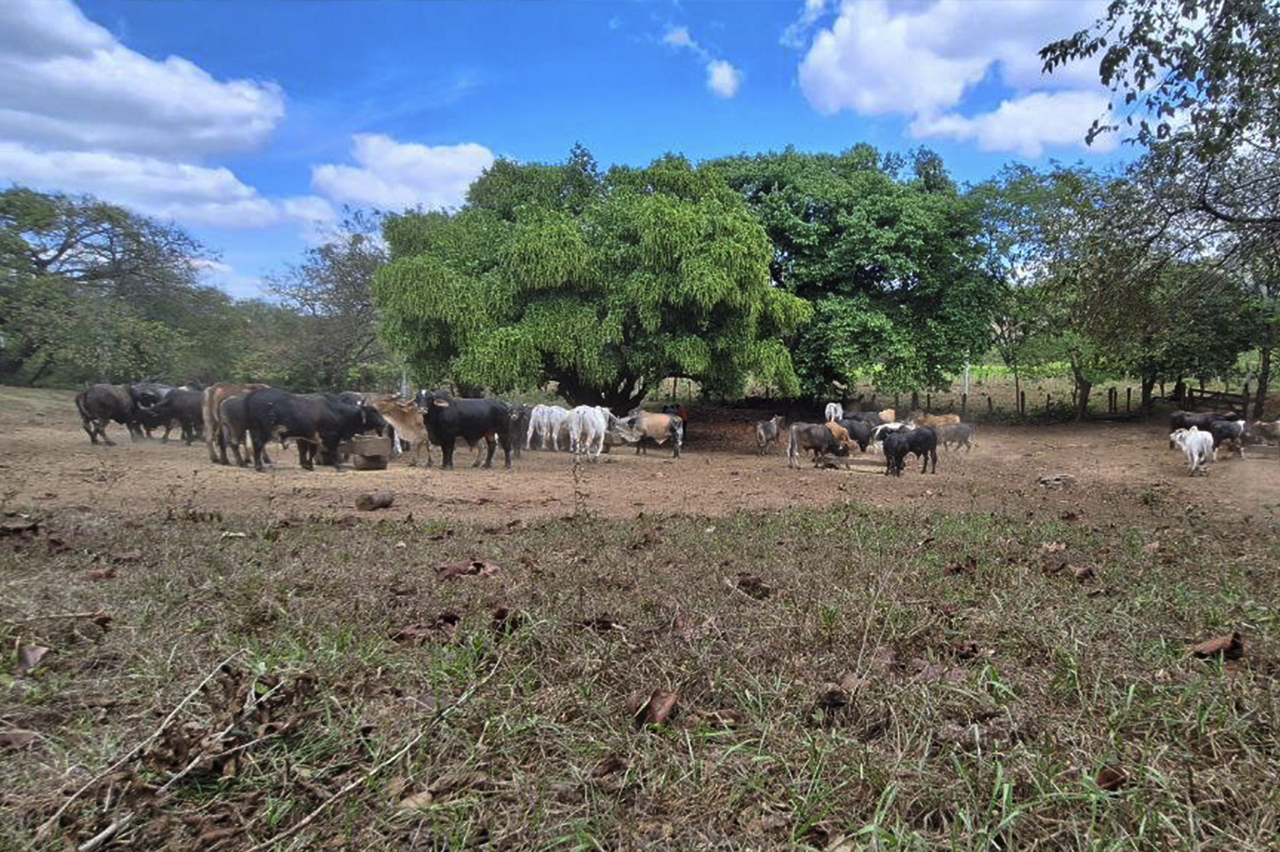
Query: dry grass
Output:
[[2, 494, 1279, 851]]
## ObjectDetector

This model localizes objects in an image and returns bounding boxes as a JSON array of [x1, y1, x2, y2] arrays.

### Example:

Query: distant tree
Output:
[[0, 187, 208, 384], [375, 149, 811, 409], [711, 145, 998, 397], [265, 209, 395, 391]]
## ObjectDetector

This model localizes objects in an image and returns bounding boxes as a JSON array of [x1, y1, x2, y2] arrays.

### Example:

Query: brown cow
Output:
[[371, 396, 434, 466], [908, 410, 961, 428], [203, 382, 269, 464]]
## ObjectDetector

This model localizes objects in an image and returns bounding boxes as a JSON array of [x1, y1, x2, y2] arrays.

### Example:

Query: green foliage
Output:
[[0, 187, 213, 385], [264, 209, 398, 392], [1041, 0, 1280, 160], [711, 146, 998, 396], [375, 149, 811, 407]]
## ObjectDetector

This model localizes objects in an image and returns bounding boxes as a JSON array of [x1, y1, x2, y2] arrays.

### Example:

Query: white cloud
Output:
[[311, 134, 495, 212], [663, 26, 696, 49], [781, 0, 828, 50], [797, 0, 1114, 155], [912, 90, 1118, 157], [707, 60, 743, 99], [661, 25, 745, 99], [0, 0, 284, 158], [0, 142, 280, 228]]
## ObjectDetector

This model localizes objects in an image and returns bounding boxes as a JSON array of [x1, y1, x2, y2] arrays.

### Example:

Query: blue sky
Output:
[[2, 0, 1134, 299]]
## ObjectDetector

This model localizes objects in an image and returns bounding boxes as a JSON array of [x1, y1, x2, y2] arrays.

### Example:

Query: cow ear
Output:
[[432, 399, 449, 408]]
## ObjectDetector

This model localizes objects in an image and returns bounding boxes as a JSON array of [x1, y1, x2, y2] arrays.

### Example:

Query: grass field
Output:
[[4, 500, 1279, 850], [2, 382, 1279, 850]]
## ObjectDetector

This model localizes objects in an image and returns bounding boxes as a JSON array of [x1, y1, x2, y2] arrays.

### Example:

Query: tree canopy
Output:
[[1041, 0, 1280, 159], [710, 145, 998, 395], [374, 148, 811, 409], [0, 187, 217, 384]]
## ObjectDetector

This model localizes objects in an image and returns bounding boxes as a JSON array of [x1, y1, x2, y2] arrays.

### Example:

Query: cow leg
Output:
[[298, 441, 313, 471], [440, 439, 455, 470], [500, 433, 513, 469], [250, 430, 268, 472], [481, 433, 498, 468], [81, 416, 100, 445]]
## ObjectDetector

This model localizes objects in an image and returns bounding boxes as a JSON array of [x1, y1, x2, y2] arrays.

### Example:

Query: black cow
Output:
[[1207, 419, 1249, 459], [883, 426, 938, 476], [836, 417, 873, 452], [137, 387, 205, 444], [1168, 411, 1236, 449], [787, 423, 852, 469], [75, 383, 149, 445], [243, 389, 385, 471], [509, 403, 533, 460], [416, 390, 513, 470], [217, 393, 273, 468]]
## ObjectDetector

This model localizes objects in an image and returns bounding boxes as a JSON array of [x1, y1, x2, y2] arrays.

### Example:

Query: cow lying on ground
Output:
[[883, 426, 938, 476], [755, 415, 784, 455], [1168, 410, 1236, 449], [787, 423, 853, 469], [935, 422, 974, 452], [1250, 419, 1280, 449], [1170, 426, 1215, 475], [417, 390, 513, 469], [1207, 419, 1249, 459], [625, 409, 683, 457]]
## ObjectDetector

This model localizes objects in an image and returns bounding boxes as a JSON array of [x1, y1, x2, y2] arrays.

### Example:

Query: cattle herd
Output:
[[757, 403, 972, 476], [71, 381, 1280, 478], [71, 381, 688, 472]]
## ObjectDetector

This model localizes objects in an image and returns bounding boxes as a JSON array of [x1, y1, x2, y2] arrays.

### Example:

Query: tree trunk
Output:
[[1140, 374, 1157, 419], [1254, 325, 1273, 421], [1069, 363, 1091, 422]]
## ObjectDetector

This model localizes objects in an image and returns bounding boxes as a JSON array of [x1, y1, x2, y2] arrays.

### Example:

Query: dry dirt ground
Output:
[[5, 387, 1280, 527]]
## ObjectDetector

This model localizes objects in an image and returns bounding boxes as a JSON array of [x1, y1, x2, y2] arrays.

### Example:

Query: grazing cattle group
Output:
[[75, 377, 1280, 484]]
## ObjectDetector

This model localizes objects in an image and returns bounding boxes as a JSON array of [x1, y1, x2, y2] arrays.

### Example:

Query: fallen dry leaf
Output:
[[632, 688, 678, 728], [1095, 765, 1128, 791], [1038, 542, 1066, 555], [16, 645, 49, 673], [435, 560, 500, 580], [1191, 631, 1244, 661], [1073, 565, 1095, 582], [0, 731, 38, 750], [111, 549, 142, 563], [396, 790, 434, 811], [88, 567, 116, 581], [736, 572, 772, 599], [945, 554, 978, 576], [698, 708, 747, 728]]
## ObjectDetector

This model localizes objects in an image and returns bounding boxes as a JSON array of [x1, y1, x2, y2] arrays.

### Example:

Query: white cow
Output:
[[567, 405, 634, 461], [526, 404, 570, 451], [1171, 426, 1215, 475], [824, 402, 844, 423]]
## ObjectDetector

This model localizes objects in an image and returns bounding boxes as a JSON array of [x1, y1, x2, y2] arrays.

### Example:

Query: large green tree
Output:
[[711, 145, 998, 397], [374, 149, 811, 409]]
